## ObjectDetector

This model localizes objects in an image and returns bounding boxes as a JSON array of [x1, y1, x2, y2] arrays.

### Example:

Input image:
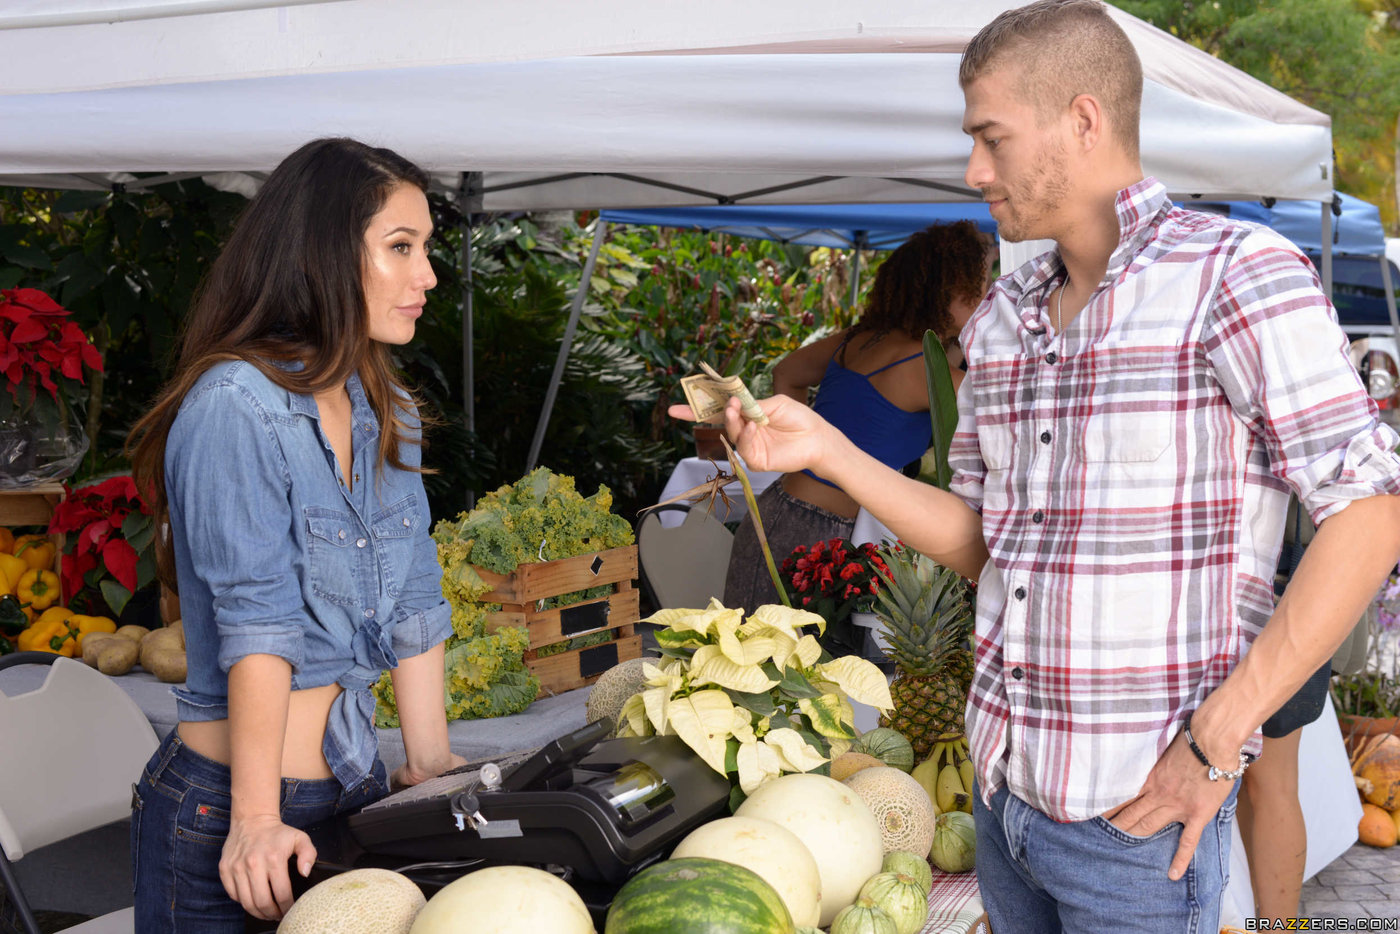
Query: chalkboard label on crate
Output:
[[560, 601, 610, 637], [579, 643, 619, 679]]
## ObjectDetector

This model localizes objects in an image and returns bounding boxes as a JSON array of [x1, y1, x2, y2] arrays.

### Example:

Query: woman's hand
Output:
[[219, 813, 318, 921], [668, 395, 843, 475], [392, 752, 468, 789]]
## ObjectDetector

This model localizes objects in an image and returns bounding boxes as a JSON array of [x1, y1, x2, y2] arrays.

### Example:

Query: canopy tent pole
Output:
[[526, 219, 608, 473], [458, 172, 481, 508], [1320, 200, 1334, 298], [848, 230, 867, 311]]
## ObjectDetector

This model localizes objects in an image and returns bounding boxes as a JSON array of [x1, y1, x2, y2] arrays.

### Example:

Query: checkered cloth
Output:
[[918, 869, 986, 934]]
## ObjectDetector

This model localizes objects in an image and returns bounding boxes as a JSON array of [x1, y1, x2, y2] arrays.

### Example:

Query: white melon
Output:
[[672, 815, 823, 927], [843, 766, 938, 856], [278, 868, 424, 934], [735, 772, 883, 927], [409, 865, 595, 934]]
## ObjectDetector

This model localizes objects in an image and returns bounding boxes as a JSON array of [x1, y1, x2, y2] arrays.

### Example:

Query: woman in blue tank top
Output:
[[723, 222, 994, 635]]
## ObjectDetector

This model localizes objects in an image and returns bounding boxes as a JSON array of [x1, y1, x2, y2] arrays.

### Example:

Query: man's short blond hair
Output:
[[960, 0, 1142, 159]]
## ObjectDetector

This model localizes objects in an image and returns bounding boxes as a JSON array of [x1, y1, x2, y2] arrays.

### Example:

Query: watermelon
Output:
[[604, 857, 795, 934]]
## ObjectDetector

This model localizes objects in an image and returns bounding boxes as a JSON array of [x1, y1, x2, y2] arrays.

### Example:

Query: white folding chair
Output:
[[0, 654, 158, 934], [636, 504, 735, 610]]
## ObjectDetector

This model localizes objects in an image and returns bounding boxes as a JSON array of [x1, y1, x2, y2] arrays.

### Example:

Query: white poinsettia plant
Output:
[[617, 599, 893, 797]]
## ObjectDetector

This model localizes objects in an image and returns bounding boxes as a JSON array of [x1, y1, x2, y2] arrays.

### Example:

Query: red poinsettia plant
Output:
[[47, 475, 157, 616], [780, 537, 892, 624], [0, 288, 103, 404]]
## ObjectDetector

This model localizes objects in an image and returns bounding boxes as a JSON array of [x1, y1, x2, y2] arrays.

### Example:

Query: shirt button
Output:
[[1032, 510, 1044, 523], [1011, 666, 1025, 680], [364, 608, 376, 619], [1039, 430, 1051, 444], [337, 529, 346, 539], [1046, 351, 1058, 364], [356, 538, 367, 548], [1015, 586, 1027, 600]]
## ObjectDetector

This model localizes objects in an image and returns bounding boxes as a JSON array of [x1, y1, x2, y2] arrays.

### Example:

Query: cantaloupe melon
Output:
[[735, 772, 883, 927], [843, 767, 937, 856], [586, 657, 657, 728], [831, 752, 886, 782], [671, 815, 823, 928], [410, 865, 595, 933], [278, 868, 424, 934]]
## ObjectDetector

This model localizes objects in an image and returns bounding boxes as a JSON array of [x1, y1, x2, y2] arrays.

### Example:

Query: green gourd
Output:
[[829, 897, 898, 934], [857, 872, 929, 934], [929, 811, 977, 873], [880, 851, 932, 897], [853, 727, 916, 772]]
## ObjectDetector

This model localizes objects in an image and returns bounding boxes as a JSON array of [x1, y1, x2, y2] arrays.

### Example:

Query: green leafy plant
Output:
[[617, 599, 893, 805], [373, 467, 634, 725]]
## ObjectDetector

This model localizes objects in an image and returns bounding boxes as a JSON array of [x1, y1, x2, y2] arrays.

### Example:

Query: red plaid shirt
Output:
[[951, 178, 1400, 821]]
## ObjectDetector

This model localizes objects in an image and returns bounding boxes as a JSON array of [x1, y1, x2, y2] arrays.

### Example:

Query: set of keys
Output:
[[447, 762, 523, 839]]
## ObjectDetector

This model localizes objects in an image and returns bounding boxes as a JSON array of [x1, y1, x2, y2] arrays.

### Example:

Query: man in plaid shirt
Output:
[[686, 1, 1400, 929]]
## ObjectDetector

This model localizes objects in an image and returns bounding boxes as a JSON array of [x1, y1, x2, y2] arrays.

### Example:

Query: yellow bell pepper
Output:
[[0, 527, 13, 554], [67, 614, 116, 651], [13, 535, 56, 572], [37, 606, 73, 626], [0, 552, 26, 595], [16, 568, 61, 611], [16, 618, 76, 656]]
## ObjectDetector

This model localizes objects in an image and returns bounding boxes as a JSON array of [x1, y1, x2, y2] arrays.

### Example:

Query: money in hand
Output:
[[680, 362, 769, 425]]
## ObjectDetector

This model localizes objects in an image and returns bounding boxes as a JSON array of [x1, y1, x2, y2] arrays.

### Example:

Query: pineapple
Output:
[[872, 545, 975, 760]]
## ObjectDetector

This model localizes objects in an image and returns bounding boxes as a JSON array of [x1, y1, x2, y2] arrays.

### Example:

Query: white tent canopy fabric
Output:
[[0, 0, 1332, 208]]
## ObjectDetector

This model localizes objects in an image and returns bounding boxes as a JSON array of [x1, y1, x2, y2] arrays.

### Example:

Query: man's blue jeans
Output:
[[131, 729, 387, 933], [973, 781, 1238, 933]]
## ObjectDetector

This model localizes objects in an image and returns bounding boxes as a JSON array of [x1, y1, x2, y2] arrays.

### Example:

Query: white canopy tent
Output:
[[0, 0, 1339, 466]]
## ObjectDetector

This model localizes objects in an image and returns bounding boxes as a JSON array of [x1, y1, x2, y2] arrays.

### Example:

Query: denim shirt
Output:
[[166, 359, 452, 790]]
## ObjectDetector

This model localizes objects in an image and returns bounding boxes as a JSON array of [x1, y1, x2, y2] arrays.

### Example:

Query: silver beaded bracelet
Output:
[[1183, 714, 1257, 782]]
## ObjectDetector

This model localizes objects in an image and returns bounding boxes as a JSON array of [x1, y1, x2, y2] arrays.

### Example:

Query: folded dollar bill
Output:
[[680, 362, 769, 425]]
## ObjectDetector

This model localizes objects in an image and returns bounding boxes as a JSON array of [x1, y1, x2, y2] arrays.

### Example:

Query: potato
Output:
[[165, 619, 185, 649], [145, 646, 187, 684], [80, 632, 121, 666], [115, 624, 151, 642], [94, 638, 139, 676], [140, 627, 183, 673]]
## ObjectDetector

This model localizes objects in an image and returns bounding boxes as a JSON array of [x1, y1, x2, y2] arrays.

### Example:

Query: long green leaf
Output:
[[922, 331, 960, 491]]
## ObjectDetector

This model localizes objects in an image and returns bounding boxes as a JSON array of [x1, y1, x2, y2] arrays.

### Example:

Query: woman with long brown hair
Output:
[[723, 221, 993, 632], [127, 137, 462, 930]]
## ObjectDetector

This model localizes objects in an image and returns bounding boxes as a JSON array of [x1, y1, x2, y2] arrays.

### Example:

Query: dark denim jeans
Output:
[[973, 781, 1238, 933], [131, 729, 386, 933]]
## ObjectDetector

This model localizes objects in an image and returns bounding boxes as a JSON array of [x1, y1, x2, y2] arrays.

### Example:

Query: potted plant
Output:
[[0, 288, 103, 487], [46, 475, 157, 620], [617, 599, 892, 809], [780, 537, 891, 659]]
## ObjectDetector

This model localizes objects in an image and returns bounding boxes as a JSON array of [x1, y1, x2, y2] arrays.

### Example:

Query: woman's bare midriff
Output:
[[781, 471, 860, 520], [177, 682, 344, 779]]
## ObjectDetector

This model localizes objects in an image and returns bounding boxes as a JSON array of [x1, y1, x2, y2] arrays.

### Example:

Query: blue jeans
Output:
[[131, 729, 387, 933], [973, 781, 1238, 933]]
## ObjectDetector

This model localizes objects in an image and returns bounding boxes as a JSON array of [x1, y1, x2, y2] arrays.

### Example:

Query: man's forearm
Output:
[[1192, 493, 1400, 763], [817, 437, 988, 579]]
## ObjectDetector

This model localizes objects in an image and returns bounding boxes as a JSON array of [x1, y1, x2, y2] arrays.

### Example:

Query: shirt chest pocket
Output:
[[305, 508, 368, 607], [370, 495, 419, 598], [1082, 410, 1174, 463]]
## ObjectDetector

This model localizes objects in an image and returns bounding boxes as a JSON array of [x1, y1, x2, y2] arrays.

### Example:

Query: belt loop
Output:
[[146, 729, 182, 785]]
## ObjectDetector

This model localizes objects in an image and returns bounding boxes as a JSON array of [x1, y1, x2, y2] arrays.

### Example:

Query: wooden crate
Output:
[[0, 481, 65, 578], [478, 545, 641, 694]]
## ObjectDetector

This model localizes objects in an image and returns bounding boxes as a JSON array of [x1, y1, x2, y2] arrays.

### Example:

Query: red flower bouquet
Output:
[[47, 476, 156, 616], [780, 538, 891, 624], [0, 288, 104, 485], [0, 288, 103, 404]]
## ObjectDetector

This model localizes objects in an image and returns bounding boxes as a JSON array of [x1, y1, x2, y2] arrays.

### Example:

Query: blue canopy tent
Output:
[[1191, 194, 1400, 335]]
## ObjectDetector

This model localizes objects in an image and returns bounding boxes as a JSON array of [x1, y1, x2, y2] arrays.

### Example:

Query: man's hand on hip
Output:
[[1100, 730, 1236, 881]]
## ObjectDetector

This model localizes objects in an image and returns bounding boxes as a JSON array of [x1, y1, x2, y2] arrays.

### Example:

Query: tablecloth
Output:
[[0, 666, 590, 776], [921, 869, 986, 934], [655, 456, 781, 528]]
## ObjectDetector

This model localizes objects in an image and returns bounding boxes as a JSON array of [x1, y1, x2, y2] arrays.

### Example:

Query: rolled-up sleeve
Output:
[[1204, 230, 1400, 524], [387, 407, 452, 660], [949, 321, 989, 515], [167, 383, 310, 672]]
